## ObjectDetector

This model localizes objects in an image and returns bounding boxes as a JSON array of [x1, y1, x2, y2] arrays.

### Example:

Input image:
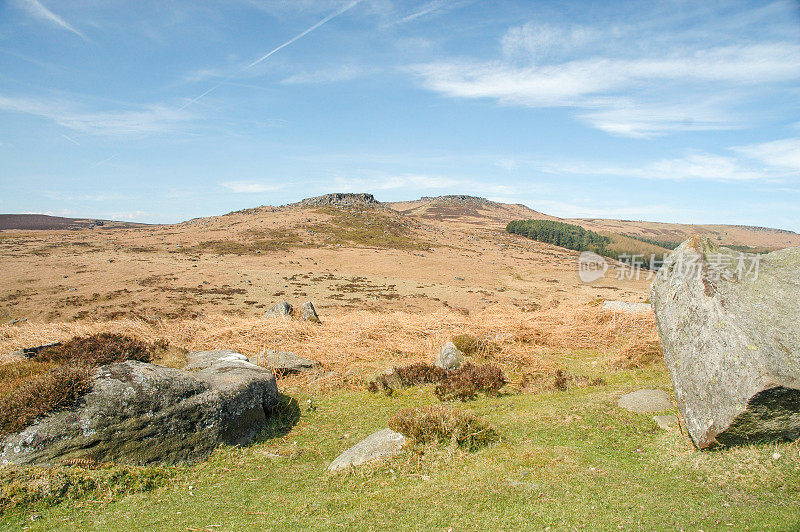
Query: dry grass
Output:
[[0, 305, 660, 393]]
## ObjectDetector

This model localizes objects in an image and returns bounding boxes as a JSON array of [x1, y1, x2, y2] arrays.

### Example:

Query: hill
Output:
[[0, 214, 143, 231]]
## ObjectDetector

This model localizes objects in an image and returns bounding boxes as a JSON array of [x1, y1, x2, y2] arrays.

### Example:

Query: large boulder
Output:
[[264, 301, 293, 319], [0, 350, 278, 465], [651, 237, 800, 448]]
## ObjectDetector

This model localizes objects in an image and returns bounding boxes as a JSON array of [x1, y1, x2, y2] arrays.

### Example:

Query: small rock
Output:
[[264, 301, 293, 318], [617, 389, 673, 413], [454, 276, 465, 281], [262, 350, 320, 374], [772, 452, 781, 460], [300, 301, 320, 323], [435, 342, 464, 370], [328, 429, 405, 472], [601, 301, 652, 314], [653, 415, 678, 430]]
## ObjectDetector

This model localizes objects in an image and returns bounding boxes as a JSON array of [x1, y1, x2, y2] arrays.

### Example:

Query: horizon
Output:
[[4, 191, 800, 234], [1, 1, 799, 231]]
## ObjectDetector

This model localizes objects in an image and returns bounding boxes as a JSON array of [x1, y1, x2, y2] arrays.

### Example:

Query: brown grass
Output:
[[0, 305, 659, 393], [389, 405, 498, 451]]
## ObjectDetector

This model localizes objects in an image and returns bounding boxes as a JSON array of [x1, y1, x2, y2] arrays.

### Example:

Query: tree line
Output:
[[506, 220, 612, 255]]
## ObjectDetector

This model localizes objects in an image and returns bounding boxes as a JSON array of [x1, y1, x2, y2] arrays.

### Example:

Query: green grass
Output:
[[2, 361, 799, 530]]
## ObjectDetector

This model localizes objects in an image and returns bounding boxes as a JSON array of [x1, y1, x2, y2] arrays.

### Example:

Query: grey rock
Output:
[[264, 301, 293, 319], [617, 389, 673, 413], [0, 350, 278, 466], [262, 350, 320, 374], [295, 193, 379, 208], [654, 415, 679, 431], [300, 301, 320, 323], [6, 342, 61, 360], [601, 300, 652, 314], [328, 428, 405, 472], [435, 341, 464, 370], [651, 238, 800, 448]]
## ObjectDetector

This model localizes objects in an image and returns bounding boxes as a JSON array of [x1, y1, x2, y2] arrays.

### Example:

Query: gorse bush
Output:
[[389, 405, 498, 451], [507, 220, 612, 255]]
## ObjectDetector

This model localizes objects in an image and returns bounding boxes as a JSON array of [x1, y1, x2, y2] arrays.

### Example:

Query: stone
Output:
[[0, 350, 278, 466], [327, 429, 405, 472], [264, 301, 293, 318], [653, 415, 679, 431], [617, 389, 673, 413], [262, 350, 320, 374], [651, 237, 800, 448], [600, 300, 652, 314], [300, 301, 320, 323], [435, 341, 464, 370], [6, 342, 62, 360]]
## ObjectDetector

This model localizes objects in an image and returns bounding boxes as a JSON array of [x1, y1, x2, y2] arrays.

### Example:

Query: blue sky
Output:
[[1, 0, 799, 230]]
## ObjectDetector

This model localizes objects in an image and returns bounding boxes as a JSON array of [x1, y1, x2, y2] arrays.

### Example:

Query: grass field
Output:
[[1, 307, 798, 530]]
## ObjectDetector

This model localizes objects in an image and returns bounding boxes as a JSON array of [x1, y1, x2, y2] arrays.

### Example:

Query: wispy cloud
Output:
[[247, 0, 361, 68], [0, 94, 191, 136], [408, 7, 800, 137], [733, 137, 800, 172], [281, 64, 368, 84], [397, 0, 472, 24], [17, 0, 88, 41], [220, 181, 291, 193]]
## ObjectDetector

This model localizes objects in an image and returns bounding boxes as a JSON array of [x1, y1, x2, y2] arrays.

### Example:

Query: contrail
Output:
[[178, 0, 360, 111], [21, 0, 89, 42], [247, 0, 360, 69]]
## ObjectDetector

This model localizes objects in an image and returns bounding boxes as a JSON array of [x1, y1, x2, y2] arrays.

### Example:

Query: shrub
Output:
[[37, 333, 157, 366], [367, 363, 446, 395], [434, 363, 506, 402], [0, 365, 92, 436], [389, 405, 498, 451]]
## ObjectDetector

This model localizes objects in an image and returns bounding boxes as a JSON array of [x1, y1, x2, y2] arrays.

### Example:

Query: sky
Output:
[[1, 0, 799, 230]]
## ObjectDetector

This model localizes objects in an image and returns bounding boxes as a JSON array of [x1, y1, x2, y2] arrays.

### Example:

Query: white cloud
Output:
[[0, 94, 191, 136], [408, 12, 800, 137], [220, 181, 289, 193], [733, 138, 800, 173], [17, 0, 88, 41]]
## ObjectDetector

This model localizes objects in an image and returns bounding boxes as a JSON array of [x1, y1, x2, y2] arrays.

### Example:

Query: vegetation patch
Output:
[[0, 464, 172, 515], [306, 207, 428, 250], [0, 334, 168, 437], [389, 405, 498, 451], [451, 334, 499, 357], [521, 368, 606, 393], [434, 363, 507, 401]]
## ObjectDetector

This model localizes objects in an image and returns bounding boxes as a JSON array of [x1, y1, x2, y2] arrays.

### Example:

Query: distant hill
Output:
[[0, 214, 144, 231], [385, 195, 799, 251]]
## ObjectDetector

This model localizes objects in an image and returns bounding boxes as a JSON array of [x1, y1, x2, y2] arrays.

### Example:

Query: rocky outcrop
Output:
[[651, 237, 800, 448], [435, 342, 465, 370], [296, 193, 379, 208], [328, 429, 405, 472], [0, 350, 278, 466]]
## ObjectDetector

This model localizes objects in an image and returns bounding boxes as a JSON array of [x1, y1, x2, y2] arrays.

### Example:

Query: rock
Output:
[[617, 389, 673, 413], [651, 237, 800, 448], [435, 341, 464, 370], [5, 342, 61, 360], [654, 415, 679, 431], [300, 301, 320, 323], [262, 350, 320, 374], [0, 350, 278, 466], [600, 300, 652, 314], [295, 193, 379, 208], [264, 301, 293, 318], [327, 429, 405, 472]]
